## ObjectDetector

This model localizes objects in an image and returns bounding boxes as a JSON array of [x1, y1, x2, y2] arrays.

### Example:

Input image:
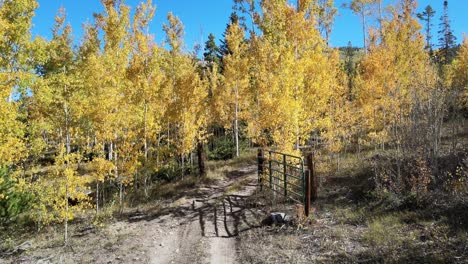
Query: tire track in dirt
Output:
[[148, 165, 259, 264]]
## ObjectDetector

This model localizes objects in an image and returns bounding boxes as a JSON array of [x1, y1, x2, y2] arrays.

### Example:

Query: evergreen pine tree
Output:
[[438, 0, 457, 64], [220, 12, 240, 57], [417, 5, 436, 53], [203, 33, 221, 70]]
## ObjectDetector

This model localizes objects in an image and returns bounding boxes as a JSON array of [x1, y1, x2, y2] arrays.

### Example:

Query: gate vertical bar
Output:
[[257, 149, 264, 191], [283, 155, 287, 196], [268, 152, 272, 189]]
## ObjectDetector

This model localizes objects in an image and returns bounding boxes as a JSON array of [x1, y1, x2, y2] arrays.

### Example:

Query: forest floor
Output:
[[1, 149, 467, 263]]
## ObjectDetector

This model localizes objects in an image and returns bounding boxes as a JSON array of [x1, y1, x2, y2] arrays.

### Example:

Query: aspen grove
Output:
[[0, 0, 466, 244]]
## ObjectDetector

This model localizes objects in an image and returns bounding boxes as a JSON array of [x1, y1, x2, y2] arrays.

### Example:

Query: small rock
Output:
[[262, 212, 291, 226], [16, 240, 32, 253], [420, 235, 428, 242], [74, 225, 96, 237]]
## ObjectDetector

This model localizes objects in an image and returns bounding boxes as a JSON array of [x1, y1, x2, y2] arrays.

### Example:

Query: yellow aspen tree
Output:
[[444, 35, 468, 152], [128, 0, 166, 196], [450, 35, 468, 111], [75, 23, 117, 211], [29, 9, 93, 244], [312, 0, 338, 46], [89, 157, 113, 214], [356, 0, 438, 154], [221, 20, 250, 157], [346, 0, 379, 52], [248, 0, 336, 154], [320, 50, 355, 155], [31, 147, 91, 245], [0, 0, 39, 220], [94, 0, 134, 211], [163, 13, 208, 172], [0, 0, 38, 166]]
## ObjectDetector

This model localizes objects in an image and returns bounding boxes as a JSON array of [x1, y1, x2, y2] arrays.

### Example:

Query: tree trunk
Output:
[[362, 8, 367, 53], [109, 142, 113, 161], [64, 92, 70, 246], [181, 154, 185, 177], [144, 103, 149, 197], [96, 182, 99, 215], [119, 183, 123, 214], [235, 82, 240, 157], [197, 141, 206, 176], [114, 138, 122, 213]]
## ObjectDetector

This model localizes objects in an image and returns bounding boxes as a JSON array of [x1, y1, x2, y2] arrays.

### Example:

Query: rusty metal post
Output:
[[304, 169, 311, 217], [306, 152, 317, 202], [257, 149, 264, 191]]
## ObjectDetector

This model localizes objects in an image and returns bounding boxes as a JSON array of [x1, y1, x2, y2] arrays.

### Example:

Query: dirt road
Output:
[[8, 164, 261, 264], [147, 165, 259, 264]]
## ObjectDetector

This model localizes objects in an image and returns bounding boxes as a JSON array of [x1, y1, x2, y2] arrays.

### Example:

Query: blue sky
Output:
[[31, 0, 467, 52]]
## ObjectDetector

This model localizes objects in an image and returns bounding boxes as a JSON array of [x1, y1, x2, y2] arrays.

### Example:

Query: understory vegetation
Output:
[[0, 0, 467, 257]]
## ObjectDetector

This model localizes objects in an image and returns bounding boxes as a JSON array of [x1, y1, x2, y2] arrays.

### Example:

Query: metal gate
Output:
[[257, 149, 316, 216]]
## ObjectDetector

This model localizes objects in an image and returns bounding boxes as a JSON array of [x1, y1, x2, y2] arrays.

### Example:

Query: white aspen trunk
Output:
[[294, 46, 300, 150], [181, 154, 185, 177], [378, 0, 383, 33], [157, 133, 161, 167], [63, 85, 70, 246], [144, 103, 149, 197], [64, 140, 69, 246], [362, 7, 367, 53], [190, 152, 193, 168], [96, 182, 99, 214], [235, 82, 240, 158], [113, 137, 122, 212], [119, 182, 123, 213], [109, 142, 113, 161], [64, 195, 68, 246]]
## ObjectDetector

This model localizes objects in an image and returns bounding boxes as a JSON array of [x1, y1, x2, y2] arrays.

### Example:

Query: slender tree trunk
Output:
[[109, 142, 113, 161], [197, 141, 206, 176], [378, 0, 383, 34], [190, 152, 193, 170], [235, 81, 240, 157], [181, 154, 185, 177], [64, 92, 70, 246], [144, 103, 149, 197], [114, 138, 123, 213], [362, 9, 367, 53], [103, 179, 106, 209], [96, 182, 99, 214], [119, 182, 123, 213], [157, 133, 161, 167]]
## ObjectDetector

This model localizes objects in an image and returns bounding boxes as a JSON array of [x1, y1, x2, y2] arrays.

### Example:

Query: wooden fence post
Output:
[[305, 152, 317, 202], [197, 142, 206, 177], [257, 149, 264, 191], [304, 169, 311, 217]]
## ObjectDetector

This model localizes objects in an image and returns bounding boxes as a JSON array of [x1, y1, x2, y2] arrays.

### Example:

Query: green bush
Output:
[[152, 163, 185, 182], [0, 167, 34, 221], [207, 136, 249, 160], [207, 136, 235, 160]]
